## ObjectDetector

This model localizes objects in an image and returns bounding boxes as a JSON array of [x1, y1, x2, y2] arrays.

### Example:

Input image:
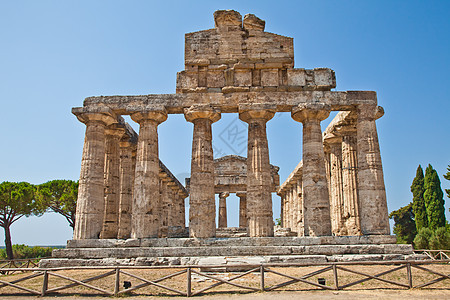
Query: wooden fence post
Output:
[[333, 264, 339, 290], [114, 268, 120, 295], [187, 267, 192, 297], [407, 263, 412, 289], [41, 270, 48, 296], [260, 265, 265, 291]]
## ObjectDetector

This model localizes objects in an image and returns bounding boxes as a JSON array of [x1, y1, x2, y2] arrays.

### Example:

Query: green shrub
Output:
[[0, 244, 53, 259], [413, 227, 433, 249], [429, 227, 450, 250]]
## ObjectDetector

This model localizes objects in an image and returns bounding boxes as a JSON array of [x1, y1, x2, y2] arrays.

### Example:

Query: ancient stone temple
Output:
[[42, 10, 415, 267]]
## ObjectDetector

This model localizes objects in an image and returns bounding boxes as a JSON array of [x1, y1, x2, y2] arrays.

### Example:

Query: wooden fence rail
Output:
[[0, 260, 448, 297]]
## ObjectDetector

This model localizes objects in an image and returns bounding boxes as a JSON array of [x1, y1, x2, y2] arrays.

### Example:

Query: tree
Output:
[[0, 182, 44, 259], [389, 203, 416, 244], [424, 164, 446, 230], [444, 165, 450, 200], [36, 180, 78, 229], [411, 165, 427, 231]]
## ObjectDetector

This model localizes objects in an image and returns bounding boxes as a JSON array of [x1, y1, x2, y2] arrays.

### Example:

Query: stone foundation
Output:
[[40, 236, 420, 267]]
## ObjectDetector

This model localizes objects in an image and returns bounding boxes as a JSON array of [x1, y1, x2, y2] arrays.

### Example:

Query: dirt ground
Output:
[[0, 264, 448, 299]]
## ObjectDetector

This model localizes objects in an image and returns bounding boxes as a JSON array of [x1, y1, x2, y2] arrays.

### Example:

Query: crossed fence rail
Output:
[[0, 258, 50, 275], [414, 249, 450, 261], [0, 260, 448, 297]]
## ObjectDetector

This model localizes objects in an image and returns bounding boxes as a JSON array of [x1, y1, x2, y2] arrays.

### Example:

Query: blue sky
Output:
[[0, 0, 449, 245]]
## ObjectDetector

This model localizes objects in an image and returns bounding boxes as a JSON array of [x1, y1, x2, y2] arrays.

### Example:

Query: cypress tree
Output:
[[411, 165, 427, 230], [444, 165, 450, 200], [423, 164, 446, 230]]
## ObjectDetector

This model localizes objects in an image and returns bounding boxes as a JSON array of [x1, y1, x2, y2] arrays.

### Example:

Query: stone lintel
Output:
[[82, 91, 377, 115]]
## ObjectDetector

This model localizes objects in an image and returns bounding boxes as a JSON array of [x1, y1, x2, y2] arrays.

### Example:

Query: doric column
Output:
[[185, 105, 221, 238], [117, 139, 135, 239], [339, 129, 361, 235], [236, 192, 247, 228], [326, 137, 347, 236], [239, 105, 275, 237], [73, 110, 117, 239], [296, 179, 304, 236], [130, 109, 167, 238], [100, 125, 125, 239], [356, 105, 390, 235], [292, 104, 332, 236], [159, 176, 170, 238], [218, 192, 229, 228]]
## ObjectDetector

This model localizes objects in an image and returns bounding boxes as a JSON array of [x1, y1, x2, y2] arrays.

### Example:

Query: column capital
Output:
[[236, 192, 247, 198], [291, 103, 330, 123], [72, 107, 118, 126], [357, 105, 384, 121], [184, 105, 221, 123], [131, 110, 168, 125], [219, 192, 230, 198], [238, 104, 275, 123]]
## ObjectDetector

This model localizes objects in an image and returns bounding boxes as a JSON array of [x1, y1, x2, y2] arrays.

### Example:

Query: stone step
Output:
[[53, 244, 412, 259], [66, 235, 397, 249], [40, 253, 425, 268]]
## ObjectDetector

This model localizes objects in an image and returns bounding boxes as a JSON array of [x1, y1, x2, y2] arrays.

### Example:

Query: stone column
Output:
[[159, 176, 170, 238], [185, 105, 221, 238], [292, 104, 332, 236], [100, 125, 125, 239], [218, 192, 229, 228], [340, 130, 361, 235], [296, 179, 304, 236], [73, 110, 117, 240], [327, 137, 347, 236], [239, 106, 275, 237], [356, 105, 390, 235], [130, 109, 167, 238], [237, 192, 247, 228], [117, 139, 135, 239]]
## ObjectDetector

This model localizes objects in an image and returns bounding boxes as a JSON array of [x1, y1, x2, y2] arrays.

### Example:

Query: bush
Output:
[[0, 244, 53, 259], [429, 227, 450, 250], [413, 227, 433, 249], [414, 227, 450, 250]]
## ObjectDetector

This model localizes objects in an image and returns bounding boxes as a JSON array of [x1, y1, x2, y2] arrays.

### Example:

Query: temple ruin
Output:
[[42, 10, 414, 267]]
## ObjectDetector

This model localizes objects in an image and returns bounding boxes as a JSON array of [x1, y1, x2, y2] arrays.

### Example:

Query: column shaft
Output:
[[238, 193, 248, 228], [73, 112, 116, 240], [341, 134, 361, 235], [328, 140, 346, 236], [356, 105, 390, 235], [117, 141, 134, 239], [240, 109, 275, 237], [292, 106, 331, 236], [100, 128, 123, 239], [218, 192, 229, 228], [185, 106, 220, 238], [131, 111, 167, 238]]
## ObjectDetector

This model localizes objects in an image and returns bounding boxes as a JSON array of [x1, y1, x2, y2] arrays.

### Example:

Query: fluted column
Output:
[[239, 106, 275, 237], [130, 110, 167, 238], [292, 104, 331, 236], [339, 130, 361, 235], [356, 105, 390, 235], [117, 139, 135, 239], [185, 105, 221, 238], [237, 192, 247, 228], [159, 177, 170, 238], [296, 179, 304, 236], [218, 192, 229, 228], [100, 126, 125, 239], [73, 111, 117, 239], [327, 137, 347, 236]]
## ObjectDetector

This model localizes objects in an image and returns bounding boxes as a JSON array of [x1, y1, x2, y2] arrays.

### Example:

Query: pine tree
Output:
[[424, 164, 446, 230], [389, 202, 416, 244], [411, 165, 427, 230]]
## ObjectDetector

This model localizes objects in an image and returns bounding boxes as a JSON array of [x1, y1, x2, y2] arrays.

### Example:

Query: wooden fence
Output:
[[0, 260, 448, 297], [414, 249, 450, 260]]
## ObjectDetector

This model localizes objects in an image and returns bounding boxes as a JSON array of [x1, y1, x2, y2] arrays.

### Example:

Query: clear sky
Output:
[[1, 0, 449, 246]]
